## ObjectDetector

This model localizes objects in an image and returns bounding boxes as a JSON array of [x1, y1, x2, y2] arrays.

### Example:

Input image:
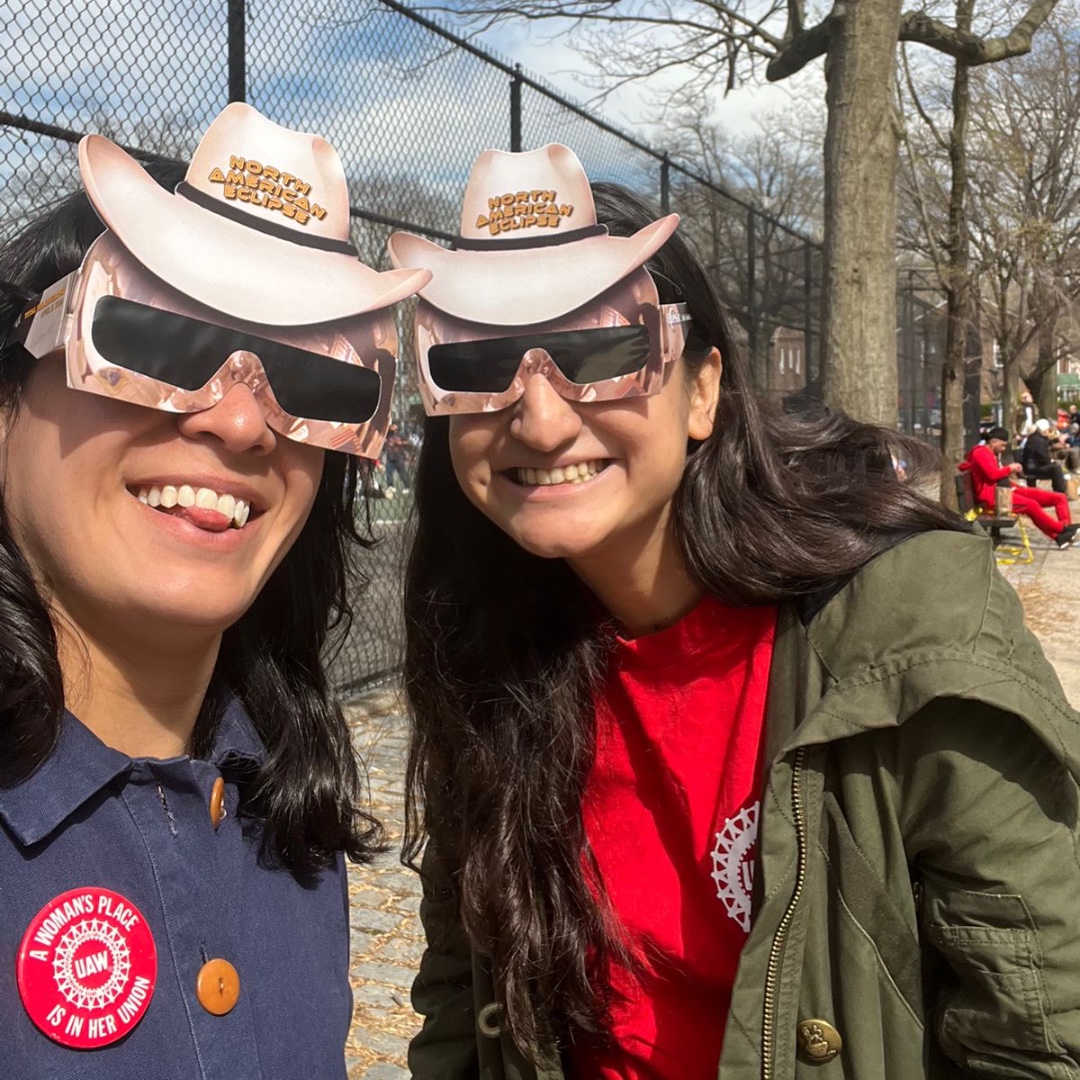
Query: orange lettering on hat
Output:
[[478, 190, 571, 236], [209, 157, 324, 227]]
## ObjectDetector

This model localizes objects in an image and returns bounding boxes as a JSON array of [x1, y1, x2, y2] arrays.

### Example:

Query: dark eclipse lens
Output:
[[91, 296, 382, 423], [428, 324, 651, 393]]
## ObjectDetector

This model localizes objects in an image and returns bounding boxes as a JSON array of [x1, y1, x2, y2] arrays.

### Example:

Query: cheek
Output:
[[281, 444, 325, 524], [448, 416, 498, 496]]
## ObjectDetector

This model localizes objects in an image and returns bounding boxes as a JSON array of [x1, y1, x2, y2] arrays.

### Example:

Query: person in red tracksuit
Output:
[[961, 426, 1077, 548]]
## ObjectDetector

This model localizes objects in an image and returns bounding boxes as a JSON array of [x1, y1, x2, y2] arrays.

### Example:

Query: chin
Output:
[[124, 592, 254, 637], [510, 530, 602, 562]]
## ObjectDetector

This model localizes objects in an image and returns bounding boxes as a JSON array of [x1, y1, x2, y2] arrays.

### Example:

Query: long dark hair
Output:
[[403, 183, 968, 1055], [0, 169, 382, 873]]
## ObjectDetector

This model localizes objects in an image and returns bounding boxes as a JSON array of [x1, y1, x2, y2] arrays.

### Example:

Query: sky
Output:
[[0, 0, 827, 235], [467, 17, 825, 140]]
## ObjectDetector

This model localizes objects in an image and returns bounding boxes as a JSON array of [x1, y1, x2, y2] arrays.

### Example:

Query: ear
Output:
[[687, 347, 722, 441]]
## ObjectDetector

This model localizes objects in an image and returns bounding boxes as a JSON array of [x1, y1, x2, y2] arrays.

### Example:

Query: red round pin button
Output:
[[17, 887, 157, 1049]]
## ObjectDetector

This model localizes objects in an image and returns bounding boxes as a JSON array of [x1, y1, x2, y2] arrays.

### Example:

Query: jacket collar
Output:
[[0, 693, 265, 847]]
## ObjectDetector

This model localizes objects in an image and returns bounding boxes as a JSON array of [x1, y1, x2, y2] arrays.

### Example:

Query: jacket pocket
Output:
[[923, 885, 1066, 1057]]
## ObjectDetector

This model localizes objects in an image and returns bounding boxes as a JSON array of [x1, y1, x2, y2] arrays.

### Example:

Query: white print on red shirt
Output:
[[710, 801, 760, 932]]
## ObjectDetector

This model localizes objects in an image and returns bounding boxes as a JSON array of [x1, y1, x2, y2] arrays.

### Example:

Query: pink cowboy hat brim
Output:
[[387, 214, 678, 326], [80, 135, 430, 327]]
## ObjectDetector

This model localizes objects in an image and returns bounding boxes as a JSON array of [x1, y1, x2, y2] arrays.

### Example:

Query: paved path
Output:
[[345, 688, 424, 1080], [341, 500, 1080, 1076], [997, 493, 1080, 706]]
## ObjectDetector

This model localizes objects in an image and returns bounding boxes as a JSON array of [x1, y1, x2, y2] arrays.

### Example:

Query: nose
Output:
[[176, 382, 277, 456], [509, 372, 582, 452]]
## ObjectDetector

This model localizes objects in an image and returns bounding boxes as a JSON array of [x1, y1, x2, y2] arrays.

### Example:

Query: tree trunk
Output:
[[821, 0, 904, 424], [1030, 318, 1059, 419], [939, 0, 974, 507], [1026, 282, 1061, 420]]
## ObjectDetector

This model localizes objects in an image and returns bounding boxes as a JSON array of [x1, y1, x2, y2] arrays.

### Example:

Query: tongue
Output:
[[159, 505, 234, 533]]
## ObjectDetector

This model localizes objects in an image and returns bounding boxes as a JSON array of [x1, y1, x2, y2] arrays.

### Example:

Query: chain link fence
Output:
[[0, 0, 943, 692]]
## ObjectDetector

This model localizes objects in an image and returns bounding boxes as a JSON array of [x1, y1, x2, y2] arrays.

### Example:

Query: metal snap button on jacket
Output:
[[209, 777, 226, 830], [796, 1018, 842, 1064], [476, 1001, 503, 1038], [196, 958, 240, 1015]]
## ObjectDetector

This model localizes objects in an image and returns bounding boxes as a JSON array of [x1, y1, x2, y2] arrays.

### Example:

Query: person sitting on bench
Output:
[[961, 426, 1077, 548], [1021, 418, 1068, 494]]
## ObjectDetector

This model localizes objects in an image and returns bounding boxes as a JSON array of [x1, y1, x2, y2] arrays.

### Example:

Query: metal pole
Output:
[[747, 209, 758, 363], [510, 64, 522, 152], [902, 274, 911, 434], [921, 300, 932, 434], [660, 153, 670, 215], [803, 242, 813, 399], [227, 0, 246, 104]]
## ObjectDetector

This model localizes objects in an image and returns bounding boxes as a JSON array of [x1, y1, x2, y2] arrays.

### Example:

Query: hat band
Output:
[[453, 224, 607, 252], [176, 182, 359, 257]]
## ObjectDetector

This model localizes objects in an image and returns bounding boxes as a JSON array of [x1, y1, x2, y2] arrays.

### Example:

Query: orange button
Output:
[[196, 958, 240, 1016], [209, 777, 226, 830]]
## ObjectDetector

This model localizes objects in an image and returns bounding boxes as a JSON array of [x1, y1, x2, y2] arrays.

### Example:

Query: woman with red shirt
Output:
[[392, 147, 1080, 1079]]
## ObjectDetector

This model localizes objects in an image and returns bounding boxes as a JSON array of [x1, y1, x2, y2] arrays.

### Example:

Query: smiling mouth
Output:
[[132, 484, 253, 530], [509, 459, 611, 487]]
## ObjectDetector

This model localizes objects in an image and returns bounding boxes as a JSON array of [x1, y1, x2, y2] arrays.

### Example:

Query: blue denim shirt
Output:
[[0, 698, 352, 1079]]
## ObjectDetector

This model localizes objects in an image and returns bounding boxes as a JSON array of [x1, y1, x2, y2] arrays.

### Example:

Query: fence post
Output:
[[227, 0, 246, 104], [746, 208, 757, 362], [802, 242, 814, 399], [660, 153, 670, 214], [510, 64, 522, 152]]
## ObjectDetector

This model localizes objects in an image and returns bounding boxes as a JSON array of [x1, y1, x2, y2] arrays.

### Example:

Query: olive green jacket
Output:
[[409, 532, 1080, 1079]]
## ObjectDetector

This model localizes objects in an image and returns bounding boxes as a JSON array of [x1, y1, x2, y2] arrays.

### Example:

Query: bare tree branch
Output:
[[900, 0, 1060, 66], [766, 9, 838, 79]]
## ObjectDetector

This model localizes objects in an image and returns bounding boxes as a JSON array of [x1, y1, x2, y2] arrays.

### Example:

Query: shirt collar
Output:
[[209, 695, 267, 767], [0, 694, 265, 848]]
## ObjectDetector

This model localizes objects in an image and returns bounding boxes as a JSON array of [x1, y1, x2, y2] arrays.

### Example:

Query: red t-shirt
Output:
[[571, 597, 777, 1080]]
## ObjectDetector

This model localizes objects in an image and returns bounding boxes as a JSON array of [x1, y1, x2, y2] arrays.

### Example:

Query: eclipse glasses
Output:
[[10, 232, 397, 458], [412, 270, 690, 416]]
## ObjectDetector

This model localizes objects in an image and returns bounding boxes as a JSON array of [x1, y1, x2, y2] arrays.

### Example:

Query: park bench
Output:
[[954, 471, 1033, 565]]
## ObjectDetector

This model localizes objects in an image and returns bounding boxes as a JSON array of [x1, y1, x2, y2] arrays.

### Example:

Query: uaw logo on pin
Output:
[[17, 887, 157, 1049]]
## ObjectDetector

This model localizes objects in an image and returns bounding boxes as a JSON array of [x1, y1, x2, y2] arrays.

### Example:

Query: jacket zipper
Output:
[[761, 745, 809, 1080]]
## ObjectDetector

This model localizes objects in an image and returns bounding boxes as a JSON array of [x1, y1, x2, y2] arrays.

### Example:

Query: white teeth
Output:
[[518, 460, 607, 487], [134, 485, 252, 528]]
